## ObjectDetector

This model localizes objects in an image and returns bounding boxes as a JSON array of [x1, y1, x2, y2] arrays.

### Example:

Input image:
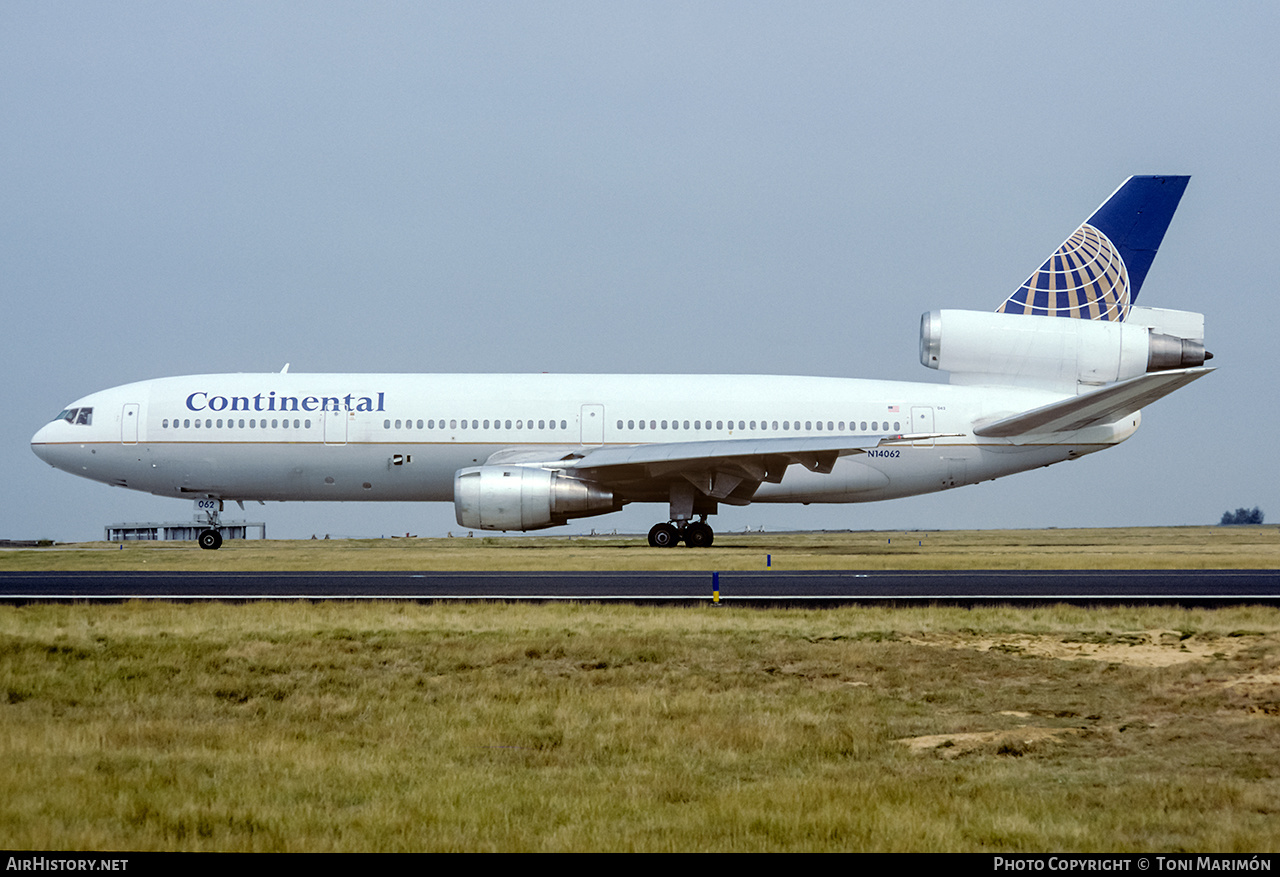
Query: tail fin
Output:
[[997, 175, 1190, 321]]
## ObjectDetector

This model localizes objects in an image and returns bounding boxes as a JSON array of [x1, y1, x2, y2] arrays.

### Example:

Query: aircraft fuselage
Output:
[[30, 371, 1131, 508]]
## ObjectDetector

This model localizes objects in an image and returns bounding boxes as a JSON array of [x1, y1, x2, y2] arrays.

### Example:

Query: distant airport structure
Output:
[[105, 520, 266, 543]]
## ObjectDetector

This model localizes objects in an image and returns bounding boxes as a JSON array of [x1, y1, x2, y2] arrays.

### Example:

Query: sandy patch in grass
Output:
[[901, 630, 1262, 667], [1220, 672, 1280, 688], [894, 630, 1280, 757], [896, 726, 1084, 757]]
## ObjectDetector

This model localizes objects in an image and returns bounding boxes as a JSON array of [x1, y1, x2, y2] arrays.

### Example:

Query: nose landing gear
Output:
[[647, 516, 715, 548], [196, 498, 224, 550]]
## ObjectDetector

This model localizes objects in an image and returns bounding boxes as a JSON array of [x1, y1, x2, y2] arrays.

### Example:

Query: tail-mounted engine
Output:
[[454, 465, 617, 531], [919, 307, 1209, 390]]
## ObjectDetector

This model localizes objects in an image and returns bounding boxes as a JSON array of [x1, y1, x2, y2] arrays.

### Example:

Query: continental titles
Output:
[[185, 391, 385, 413]]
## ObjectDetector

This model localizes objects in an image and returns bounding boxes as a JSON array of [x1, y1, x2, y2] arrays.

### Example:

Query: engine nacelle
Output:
[[919, 309, 1207, 389], [454, 465, 617, 531]]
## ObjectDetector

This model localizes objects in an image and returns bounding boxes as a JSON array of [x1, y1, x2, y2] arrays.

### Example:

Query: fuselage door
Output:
[[121, 403, 139, 444], [323, 410, 348, 445], [911, 406, 934, 447], [580, 404, 604, 446]]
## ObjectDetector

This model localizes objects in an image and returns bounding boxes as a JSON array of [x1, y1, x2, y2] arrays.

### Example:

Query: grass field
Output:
[[3, 527, 1278, 851], [3, 600, 1279, 851], [2, 525, 1278, 571]]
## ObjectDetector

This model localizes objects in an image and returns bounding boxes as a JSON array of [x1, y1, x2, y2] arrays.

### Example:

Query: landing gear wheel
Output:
[[198, 529, 223, 551], [684, 521, 714, 548], [648, 522, 680, 547]]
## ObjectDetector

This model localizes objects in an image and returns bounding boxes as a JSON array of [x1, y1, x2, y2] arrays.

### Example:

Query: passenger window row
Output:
[[159, 416, 905, 434], [614, 419, 903, 433], [162, 418, 311, 429], [382, 419, 570, 430]]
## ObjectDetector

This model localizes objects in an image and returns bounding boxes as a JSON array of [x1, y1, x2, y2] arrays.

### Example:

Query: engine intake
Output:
[[454, 465, 616, 531]]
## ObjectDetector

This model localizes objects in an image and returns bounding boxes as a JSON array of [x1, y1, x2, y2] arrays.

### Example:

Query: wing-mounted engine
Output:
[[454, 465, 618, 531], [920, 308, 1209, 391]]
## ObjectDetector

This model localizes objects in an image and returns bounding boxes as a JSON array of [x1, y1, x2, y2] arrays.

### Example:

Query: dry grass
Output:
[[3, 525, 1278, 571], [3, 601, 1280, 851]]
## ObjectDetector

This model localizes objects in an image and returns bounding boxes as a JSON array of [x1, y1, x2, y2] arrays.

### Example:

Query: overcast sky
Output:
[[4, 2, 1276, 541]]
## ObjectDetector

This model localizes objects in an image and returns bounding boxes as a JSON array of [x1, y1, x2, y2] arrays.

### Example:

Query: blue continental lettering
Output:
[[186, 390, 388, 412]]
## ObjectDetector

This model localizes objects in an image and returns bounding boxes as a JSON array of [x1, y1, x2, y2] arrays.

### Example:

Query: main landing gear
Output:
[[647, 516, 714, 548]]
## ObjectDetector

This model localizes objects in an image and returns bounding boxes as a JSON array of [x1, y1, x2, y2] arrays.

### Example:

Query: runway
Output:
[[2, 569, 1278, 604]]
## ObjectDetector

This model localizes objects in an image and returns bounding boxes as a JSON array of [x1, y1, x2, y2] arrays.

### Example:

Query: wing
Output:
[[973, 366, 1213, 438], [488, 431, 960, 506]]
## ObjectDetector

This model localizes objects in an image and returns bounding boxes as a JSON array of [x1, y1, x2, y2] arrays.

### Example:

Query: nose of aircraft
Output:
[[30, 422, 55, 465]]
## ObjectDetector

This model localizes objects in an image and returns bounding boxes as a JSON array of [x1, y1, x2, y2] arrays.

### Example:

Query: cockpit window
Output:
[[54, 407, 93, 426]]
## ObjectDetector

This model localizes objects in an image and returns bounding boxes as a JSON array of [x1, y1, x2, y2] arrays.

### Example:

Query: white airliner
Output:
[[32, 176, 1212, 549]]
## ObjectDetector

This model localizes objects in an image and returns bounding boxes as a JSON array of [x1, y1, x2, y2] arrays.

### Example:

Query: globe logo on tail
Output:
[[997, 223, 1130, 321]]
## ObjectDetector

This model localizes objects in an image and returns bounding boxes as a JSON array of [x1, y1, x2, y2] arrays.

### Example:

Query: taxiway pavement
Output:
[[1, 569, 1278, 604]]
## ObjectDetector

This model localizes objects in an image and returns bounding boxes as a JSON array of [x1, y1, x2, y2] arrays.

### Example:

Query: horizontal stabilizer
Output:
[[973, 367, 1213, 438]]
